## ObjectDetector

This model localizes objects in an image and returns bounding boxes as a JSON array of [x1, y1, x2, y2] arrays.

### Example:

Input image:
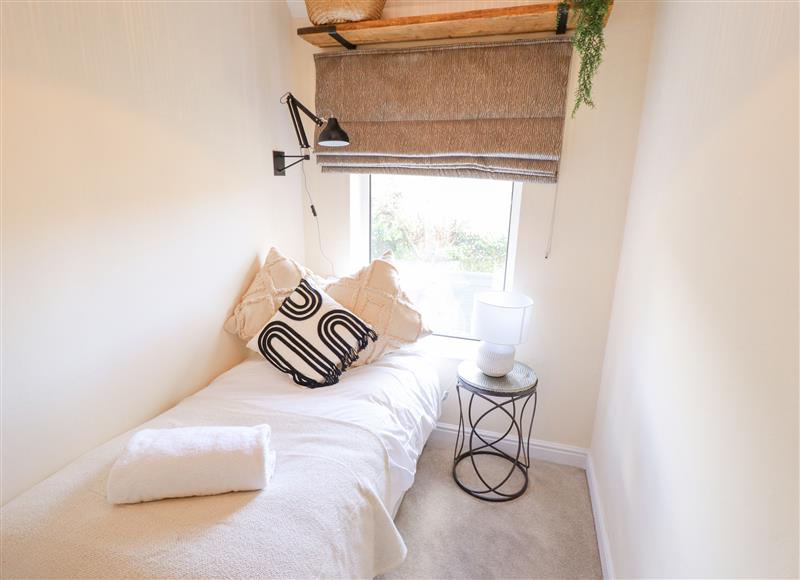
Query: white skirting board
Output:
[[429, 422, 615, 578], [586, 455, 615, 579]]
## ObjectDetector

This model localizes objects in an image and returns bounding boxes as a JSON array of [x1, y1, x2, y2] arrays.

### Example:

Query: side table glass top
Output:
[[457, 360, 538, 397]]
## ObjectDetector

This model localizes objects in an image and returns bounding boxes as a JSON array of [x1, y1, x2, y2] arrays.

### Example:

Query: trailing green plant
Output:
[[568, 0, 610, 117]]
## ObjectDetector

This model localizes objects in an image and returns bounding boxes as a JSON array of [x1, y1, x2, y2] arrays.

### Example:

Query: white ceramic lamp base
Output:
[[476, 341, 516, 377]]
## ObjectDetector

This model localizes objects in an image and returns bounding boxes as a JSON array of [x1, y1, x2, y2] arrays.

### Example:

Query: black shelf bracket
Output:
[[556, 2, 569, 34], [325, 28, 357, 50]]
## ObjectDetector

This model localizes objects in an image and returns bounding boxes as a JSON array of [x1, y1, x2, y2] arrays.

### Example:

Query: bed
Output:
[[1, 349, 441, 579]]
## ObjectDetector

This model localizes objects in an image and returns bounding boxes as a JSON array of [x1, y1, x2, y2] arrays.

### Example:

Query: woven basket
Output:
[[305, 0, 385, 25]]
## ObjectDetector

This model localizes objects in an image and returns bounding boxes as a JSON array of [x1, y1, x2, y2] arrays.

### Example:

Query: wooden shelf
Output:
[[297, 2, 613, 50]]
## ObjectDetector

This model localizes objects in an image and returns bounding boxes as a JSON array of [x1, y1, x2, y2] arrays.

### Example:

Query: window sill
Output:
[[413, 334, 478, 360]]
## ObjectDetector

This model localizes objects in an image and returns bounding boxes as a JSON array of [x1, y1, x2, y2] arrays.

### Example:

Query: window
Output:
[[367, 174, 519, 339]]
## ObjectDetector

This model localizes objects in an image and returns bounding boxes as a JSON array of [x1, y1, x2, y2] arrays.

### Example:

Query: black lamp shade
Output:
[[318, 117, 349, 147]]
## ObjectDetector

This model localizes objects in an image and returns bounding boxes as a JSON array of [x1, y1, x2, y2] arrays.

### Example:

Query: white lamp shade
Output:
[[471, 291, 533, 346]]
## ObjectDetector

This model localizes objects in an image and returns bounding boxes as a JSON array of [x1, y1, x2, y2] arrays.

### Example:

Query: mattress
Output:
[[1, 349, 442, 578]]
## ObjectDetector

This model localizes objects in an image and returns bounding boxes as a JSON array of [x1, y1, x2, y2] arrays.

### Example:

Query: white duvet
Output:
[[1, 350, 441, 579], [198, 349, 442, 512]]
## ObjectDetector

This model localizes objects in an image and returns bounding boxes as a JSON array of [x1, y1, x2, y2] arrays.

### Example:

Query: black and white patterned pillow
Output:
[[247, 278, 378, 388]]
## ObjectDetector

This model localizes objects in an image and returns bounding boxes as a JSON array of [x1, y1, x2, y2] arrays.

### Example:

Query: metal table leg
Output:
[[452, 381, 538, 502]]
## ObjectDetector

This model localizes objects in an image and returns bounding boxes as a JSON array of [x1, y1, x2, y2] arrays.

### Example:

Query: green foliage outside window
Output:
[[371, 191, 506, 274]]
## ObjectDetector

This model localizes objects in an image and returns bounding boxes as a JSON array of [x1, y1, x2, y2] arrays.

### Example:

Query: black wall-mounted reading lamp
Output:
[[273, 92, 349, 176]]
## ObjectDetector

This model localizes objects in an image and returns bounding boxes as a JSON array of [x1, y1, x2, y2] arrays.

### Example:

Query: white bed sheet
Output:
[[192, 348, 442, 511]]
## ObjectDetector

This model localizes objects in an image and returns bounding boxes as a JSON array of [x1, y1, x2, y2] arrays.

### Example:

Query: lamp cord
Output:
[[300, 157, 336, 277]]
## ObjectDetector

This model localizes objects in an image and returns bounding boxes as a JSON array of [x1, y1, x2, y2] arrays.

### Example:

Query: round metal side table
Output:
[[452, 360, 538, 502]]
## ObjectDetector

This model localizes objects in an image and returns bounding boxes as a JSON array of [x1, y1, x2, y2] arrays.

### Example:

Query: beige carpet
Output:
[[384, 439, 602, 579]]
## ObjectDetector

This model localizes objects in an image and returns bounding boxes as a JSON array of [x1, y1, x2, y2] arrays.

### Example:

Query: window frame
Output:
[[349, 174, 523, 340]]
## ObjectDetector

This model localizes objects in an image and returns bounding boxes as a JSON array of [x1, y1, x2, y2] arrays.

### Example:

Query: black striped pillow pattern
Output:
[[247, 278, 378, 388]]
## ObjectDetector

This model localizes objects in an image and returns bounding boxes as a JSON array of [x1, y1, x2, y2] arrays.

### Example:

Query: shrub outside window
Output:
[[369, 174, 517, 339]]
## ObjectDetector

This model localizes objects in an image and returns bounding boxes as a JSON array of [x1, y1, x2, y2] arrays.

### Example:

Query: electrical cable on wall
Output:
[[300, 156, 336, 277]]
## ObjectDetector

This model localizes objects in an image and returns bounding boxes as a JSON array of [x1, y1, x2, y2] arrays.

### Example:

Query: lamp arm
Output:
[[284, 93, 324, 150], [289, 94, 325, 126], [286, 99, 309, 150]]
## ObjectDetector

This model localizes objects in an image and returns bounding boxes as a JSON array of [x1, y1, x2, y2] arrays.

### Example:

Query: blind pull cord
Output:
[[544, 179, 560, 260], [544, 42, 574, 260]]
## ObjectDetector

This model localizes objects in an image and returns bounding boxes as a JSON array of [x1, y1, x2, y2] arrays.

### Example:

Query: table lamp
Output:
[[471, 291, 533, 377]]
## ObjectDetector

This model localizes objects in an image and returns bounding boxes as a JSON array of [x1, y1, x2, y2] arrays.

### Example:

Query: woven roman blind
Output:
[[314, 38, 572, 183]]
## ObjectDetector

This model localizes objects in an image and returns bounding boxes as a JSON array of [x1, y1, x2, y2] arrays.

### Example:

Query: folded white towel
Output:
[[107, 424, 275, 505]]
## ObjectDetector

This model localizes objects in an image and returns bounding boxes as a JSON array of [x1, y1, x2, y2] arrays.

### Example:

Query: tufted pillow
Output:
[[325, 252, 431, 366], [247, 278, 377, 388], [224, 247, 325, 342]]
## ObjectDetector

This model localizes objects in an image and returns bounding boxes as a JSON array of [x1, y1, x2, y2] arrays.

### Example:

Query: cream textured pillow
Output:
[[224, 247, 323, 342], [325, 252, 431, 366]]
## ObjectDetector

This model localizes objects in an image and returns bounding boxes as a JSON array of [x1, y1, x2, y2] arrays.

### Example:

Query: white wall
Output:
[[290, 0, 656, 448], [1, 1, 304, 504], [590, 1, 799, 577]]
